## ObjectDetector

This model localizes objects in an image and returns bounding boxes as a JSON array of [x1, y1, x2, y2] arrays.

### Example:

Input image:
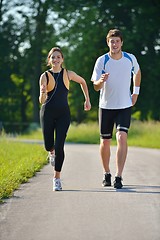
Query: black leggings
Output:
[[40, 106, 70, 172]]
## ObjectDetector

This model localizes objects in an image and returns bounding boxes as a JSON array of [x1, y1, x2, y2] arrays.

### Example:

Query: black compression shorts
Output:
[[99, 107, 132, 139]]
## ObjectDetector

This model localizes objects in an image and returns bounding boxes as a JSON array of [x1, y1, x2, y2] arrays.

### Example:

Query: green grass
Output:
[[66, 122, 99, 144], [0, 138, 47, 201], [68, 121, 159, 148], [128, 121, 160, 148], [66, 121, 160, 148], [18, 120, 160, 148]]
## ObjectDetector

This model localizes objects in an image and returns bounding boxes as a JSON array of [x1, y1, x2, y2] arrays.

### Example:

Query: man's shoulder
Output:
[[123, 51, 137, 64], [122, 52, 139, 71], [123, 51, 136, 60], [96, 53, 109, 63], [99, 52, 109, 58]]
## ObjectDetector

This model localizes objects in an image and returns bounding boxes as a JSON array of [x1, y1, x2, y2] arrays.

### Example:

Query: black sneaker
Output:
[[102, 173, 112, 187], [113, 176, 123, 189]]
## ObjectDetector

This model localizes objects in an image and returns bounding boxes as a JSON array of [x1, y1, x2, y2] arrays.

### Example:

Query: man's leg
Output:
[[115, 131, 128, 177], [114, 107, 131, 188], [113, 131, 128, 189], [99, 108, 115, 187], [100, 138, 111, 173], [100, 138, 112, 187]]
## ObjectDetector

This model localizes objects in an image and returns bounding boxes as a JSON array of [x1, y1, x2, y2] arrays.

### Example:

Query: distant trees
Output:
[[0, 0, 160, 132], [0, 0, 58, 131], [59, 0, 160, 121]]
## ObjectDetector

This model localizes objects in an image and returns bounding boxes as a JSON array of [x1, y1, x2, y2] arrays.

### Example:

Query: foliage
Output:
[[0, 0, 160, 132], [59, 0, 160, 121]]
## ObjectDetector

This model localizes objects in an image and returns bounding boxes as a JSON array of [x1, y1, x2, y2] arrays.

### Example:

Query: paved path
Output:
[[0, 144, 160, 240]]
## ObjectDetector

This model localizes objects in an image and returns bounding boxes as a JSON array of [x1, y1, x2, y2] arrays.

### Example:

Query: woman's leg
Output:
[[40, 108, 55, 152], [52, 112, 70, 191], [54, 111, 70, 176]]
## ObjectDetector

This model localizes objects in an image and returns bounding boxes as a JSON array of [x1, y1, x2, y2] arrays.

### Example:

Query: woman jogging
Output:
[[39, 47, 91, 191]]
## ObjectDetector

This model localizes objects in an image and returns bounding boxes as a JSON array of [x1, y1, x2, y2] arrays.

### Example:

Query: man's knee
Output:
[[100, 138, 111, 147], [116, 131, 127, 144]]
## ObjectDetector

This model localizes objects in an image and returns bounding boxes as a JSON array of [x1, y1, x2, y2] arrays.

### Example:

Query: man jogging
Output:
[[91, 29, 141, 189]]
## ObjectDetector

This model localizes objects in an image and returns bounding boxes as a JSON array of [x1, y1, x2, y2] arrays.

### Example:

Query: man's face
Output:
[[107, 37, 123, 54]]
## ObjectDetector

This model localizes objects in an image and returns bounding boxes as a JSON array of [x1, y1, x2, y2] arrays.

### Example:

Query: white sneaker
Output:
[[49, 152, 55, 167], [53, 178, 62, 191]]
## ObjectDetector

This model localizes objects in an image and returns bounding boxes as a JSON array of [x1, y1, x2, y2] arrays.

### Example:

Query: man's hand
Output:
[[99, 73, 109, 83], [93, 73, 109, 91], [132, 94, 138, 106]]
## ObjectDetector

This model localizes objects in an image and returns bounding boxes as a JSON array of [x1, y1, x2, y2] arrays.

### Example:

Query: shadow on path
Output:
[[61, 185, 160, 194]]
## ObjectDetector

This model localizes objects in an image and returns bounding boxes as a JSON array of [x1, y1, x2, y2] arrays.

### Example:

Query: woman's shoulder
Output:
[[65, 70, 76, 79], [40, 70, 49, 79], [39, 71, 49, 84]]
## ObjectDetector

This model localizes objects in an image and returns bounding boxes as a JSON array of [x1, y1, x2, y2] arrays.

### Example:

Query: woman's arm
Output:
[[39, 73, 47, 104], [68, 71, 91, 111]]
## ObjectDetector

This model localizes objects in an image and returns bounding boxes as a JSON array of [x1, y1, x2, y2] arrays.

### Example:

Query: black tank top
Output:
[[43, 68, 69, 114]]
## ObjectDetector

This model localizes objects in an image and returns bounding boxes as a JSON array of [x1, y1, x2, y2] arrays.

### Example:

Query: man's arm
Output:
[[93, 73, 109, 91], [132, 69, 141, 106]]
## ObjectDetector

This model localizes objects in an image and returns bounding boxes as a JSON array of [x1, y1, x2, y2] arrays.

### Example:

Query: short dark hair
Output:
[[106, 29, 123, 43]]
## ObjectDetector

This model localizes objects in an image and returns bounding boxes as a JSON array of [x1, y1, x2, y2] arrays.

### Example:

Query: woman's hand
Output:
[[84, 100, 91, 111]]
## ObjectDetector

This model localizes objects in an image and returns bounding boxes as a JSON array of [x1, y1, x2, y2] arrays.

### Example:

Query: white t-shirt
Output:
[[91, 52, 140, 109]]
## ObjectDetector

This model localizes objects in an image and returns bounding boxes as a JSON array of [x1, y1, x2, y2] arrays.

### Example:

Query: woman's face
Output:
[[49, 51, 63, 67]]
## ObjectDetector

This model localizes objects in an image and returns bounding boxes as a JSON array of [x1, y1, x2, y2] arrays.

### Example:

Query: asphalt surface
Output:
[[0, 144, 160, 240]]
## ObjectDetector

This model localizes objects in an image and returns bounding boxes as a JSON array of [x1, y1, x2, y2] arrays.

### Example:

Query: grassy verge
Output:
[[128, 121, 160, 148], [66, 121, 160, 148], [18, 120, 160, 148], [0, 138, 47, 201], [66, 122, 99, 144]]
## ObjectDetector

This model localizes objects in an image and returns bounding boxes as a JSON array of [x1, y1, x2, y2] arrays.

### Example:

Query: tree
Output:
[[0, 0, 160, 133], [55, 0, 160, 121], [0, 0, 59, 131]]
